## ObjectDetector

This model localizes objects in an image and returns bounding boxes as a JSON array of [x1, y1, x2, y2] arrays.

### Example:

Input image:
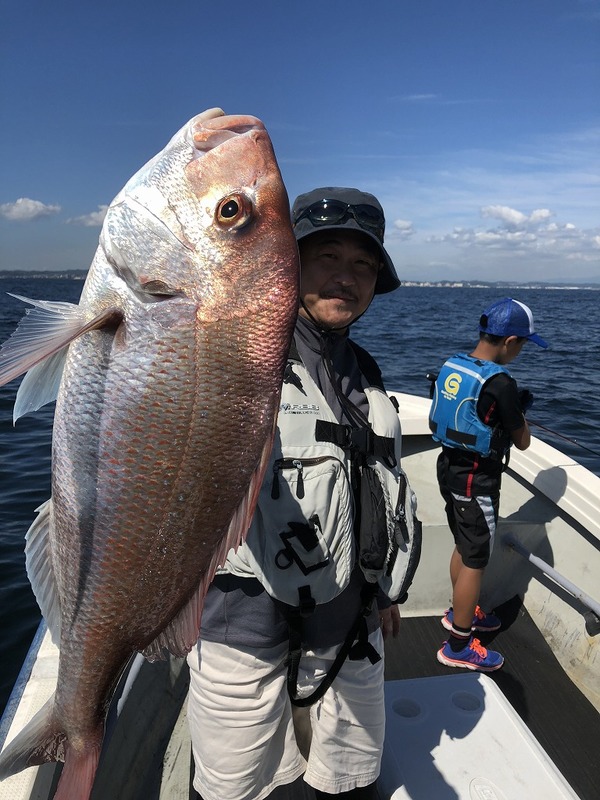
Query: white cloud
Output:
[[0, 197, 61, 221], [67, 205, 109, 227], [392, 219, 415, 239], [529, 208, 554, 225], [399, 94, 438, 102], [481, 205, 553, 228], [427, 205, 599, 265], [364, 125, 600, 280]]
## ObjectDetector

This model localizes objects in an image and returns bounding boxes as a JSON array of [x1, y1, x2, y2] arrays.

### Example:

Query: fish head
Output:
[[99, 109, 299, 320]]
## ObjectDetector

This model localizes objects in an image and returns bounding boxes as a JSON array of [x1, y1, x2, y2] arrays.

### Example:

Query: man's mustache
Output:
[[322, 290, 357, 302]]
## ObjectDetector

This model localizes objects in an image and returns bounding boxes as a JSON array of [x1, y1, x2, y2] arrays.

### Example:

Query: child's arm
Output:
[[510, 420, 531, 451]]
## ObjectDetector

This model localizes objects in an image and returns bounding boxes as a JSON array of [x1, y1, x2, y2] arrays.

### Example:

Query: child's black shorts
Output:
[[438, 485, 499, 568]]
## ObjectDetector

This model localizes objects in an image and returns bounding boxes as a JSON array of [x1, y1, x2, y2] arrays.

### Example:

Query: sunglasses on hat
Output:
[[293, 199, 385, 242]]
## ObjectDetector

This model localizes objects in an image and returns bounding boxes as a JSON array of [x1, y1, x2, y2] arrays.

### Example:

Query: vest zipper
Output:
[[393, 473, 410, 543], [271, 456, 343, 500]]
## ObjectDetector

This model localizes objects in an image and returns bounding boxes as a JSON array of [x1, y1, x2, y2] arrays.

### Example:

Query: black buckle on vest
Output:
[[315, 420, 396, 467], [350, 427, 374, 455], [297, 585, 316, 617]]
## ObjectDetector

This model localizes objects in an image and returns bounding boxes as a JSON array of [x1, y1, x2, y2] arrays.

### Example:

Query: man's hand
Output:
[[379, 604, 402, 639]]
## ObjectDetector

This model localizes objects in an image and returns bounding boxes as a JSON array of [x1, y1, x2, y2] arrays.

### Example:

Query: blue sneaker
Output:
[[437, 638, 504, 672], [441, 605, 501, 632]]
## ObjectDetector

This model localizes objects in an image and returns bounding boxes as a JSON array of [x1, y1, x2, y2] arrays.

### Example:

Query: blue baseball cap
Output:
[[479, 298, 549, 349]]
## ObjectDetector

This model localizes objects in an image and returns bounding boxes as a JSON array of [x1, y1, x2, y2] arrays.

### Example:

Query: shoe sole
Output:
[[436, 648, 504, 672], [441, 616, 501, 633]]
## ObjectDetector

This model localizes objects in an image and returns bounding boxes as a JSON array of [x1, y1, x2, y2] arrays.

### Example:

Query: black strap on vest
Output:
[[285, 582, 380, 708], [315, 419, 397, 469], [445, 428, 478, 447]]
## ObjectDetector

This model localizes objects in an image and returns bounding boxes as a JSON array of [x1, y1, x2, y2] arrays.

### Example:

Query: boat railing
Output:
[[0, 618, 46, 751], [391, 392, 600, 543], [504, 532, 600, 636]]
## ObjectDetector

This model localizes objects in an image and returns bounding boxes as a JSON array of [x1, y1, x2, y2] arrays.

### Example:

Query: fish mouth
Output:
[[190, 109, 266, 153]]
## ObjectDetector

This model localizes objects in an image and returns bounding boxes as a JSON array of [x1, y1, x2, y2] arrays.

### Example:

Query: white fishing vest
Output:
[[222, 359, 421, 608]]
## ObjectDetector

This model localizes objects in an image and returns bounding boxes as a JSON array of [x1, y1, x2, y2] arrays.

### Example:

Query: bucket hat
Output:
[[292, 187, 400, 294]]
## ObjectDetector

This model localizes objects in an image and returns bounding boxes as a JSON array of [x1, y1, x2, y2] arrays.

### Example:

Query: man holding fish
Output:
[[187, 188, 419, 800], [0, 113, 417, 800]]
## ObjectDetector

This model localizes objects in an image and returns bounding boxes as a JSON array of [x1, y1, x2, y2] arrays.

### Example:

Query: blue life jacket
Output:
[[429, 353, 509, 458]]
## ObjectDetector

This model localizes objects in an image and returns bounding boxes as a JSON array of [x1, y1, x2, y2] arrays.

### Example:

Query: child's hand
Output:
[[518, 389, 534, 413]]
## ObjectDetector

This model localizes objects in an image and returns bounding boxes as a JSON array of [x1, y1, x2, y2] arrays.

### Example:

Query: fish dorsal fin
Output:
[[0, 294, 122, 394], [25, 499, 62, 645], [141, 427, 275, 661]]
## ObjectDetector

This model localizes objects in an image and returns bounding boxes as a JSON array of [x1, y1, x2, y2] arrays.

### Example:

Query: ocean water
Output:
[[1, 279, 599, 715]]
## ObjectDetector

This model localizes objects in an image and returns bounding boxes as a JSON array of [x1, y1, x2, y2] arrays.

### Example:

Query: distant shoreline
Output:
[[0, 270, 88, 280], [0, 270, 598, 290]]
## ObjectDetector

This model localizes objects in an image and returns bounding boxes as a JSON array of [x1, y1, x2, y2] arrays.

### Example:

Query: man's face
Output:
[[298, 229, 380, 331]]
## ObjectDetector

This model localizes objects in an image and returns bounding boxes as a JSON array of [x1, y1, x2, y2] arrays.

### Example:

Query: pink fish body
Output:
[[0, 109, 299, 799]]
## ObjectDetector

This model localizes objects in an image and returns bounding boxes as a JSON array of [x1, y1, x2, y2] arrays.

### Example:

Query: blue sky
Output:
[[1, 0, 599, 283]]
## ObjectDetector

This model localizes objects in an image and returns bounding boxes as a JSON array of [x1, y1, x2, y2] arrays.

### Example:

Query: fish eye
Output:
[[221, 200, 239, 218], [215, 193, 253, 229]]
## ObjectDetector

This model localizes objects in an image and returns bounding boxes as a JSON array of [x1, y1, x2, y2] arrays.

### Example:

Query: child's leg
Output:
[[450, 551, 483, 630]]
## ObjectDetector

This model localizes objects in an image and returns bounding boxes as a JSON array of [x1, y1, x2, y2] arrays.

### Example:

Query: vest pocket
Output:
[[358, 465, 388, 574], [246, 455, 355, 605]]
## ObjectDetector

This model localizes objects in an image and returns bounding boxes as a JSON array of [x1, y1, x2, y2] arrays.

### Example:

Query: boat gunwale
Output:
[[0, 619, 47, 751], [390, 390, 600, 543]]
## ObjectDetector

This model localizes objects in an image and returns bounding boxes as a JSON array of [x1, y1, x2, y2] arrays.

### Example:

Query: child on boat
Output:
[[429, 298, 548, 670]]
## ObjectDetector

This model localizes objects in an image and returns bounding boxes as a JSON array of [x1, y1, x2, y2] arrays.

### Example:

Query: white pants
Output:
[[186, 630, 385, 800]]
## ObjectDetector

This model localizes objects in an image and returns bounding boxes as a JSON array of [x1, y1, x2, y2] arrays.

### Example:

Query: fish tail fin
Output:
[[0, 694, 65, 777], [0, 694, 101, 800], [53, 742, 100, 800]]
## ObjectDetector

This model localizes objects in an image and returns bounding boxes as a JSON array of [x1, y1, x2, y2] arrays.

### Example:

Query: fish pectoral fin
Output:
[[0, 294, 122, 392], [25, 499, 62, 645], [14, 350, 68, 421]]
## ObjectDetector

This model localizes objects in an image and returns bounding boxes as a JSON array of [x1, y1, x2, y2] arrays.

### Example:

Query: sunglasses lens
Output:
[[354, 204, 383, 226], [295, 199, 385, 240], [306, 200, 347, 224]]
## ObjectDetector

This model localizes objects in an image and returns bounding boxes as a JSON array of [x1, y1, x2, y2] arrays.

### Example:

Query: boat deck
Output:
[[2, 598, 598, 800], [384, 597, 600, 800], [201, 597, 600, 800]]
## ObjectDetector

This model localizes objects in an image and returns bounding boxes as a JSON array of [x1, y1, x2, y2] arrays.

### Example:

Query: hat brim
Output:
[[294, 218, 400, 294], [527, 333, 549, 349]]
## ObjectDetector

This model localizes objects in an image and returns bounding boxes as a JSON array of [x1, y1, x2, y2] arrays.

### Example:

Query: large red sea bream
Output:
[[0, 108, 299, 799]]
